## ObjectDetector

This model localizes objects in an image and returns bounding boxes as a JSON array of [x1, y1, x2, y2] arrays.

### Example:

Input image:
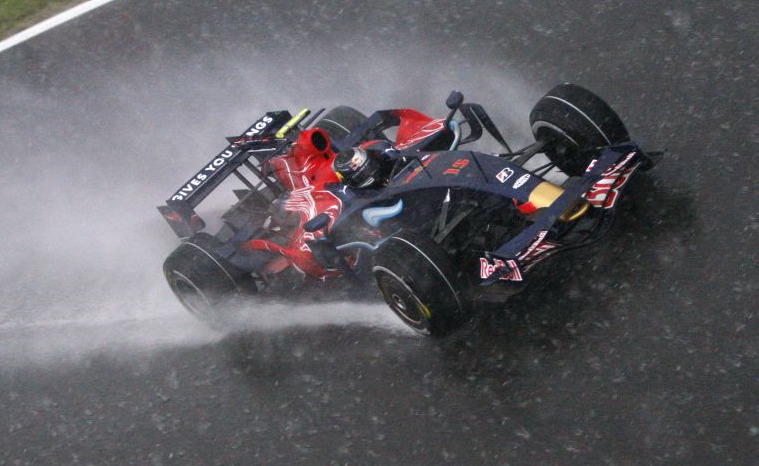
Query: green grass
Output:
[[0, 0, 89, 40]]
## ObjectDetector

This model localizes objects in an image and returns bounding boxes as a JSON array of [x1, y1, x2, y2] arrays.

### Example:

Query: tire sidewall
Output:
[[163, 234, 249, 330], [313, 106, 368, 143], [372, 232, 464, 337], [529, 83, 630, 176]]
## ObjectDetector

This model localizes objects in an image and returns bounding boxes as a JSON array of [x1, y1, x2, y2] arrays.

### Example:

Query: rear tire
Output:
[[372, 231, 465, 337], [163, 233, 251, 330], [313, 106, 368, 143], [530, 83, 630, 176]]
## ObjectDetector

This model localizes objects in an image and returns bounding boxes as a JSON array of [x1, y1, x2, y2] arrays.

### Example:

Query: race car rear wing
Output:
[[157, 111, 293, 238]]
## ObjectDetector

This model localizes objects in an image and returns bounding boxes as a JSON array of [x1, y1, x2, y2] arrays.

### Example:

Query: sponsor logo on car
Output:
[[517, 230, 560, 270], [513, 174, 531, 189], [479, 258, 523, 281], [244, 115, 274, 137], [518, 230, 549, 259], [171, 149, 238, 201], [171, 114, 278, 202], [496, 167, 514, 183], [444, 157, 470, 176], [585, 152, 639, 209]]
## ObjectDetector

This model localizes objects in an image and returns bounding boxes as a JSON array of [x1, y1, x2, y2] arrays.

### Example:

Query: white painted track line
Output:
[[0, 0, 119, 54]]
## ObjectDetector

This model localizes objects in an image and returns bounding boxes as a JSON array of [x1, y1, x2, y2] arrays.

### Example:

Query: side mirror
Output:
[[446, 90, 464, 110], [445, 90, 464, 126], [303, 213, 331, 233]]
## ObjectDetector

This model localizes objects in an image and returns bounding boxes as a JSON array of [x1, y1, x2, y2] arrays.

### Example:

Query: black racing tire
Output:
[[372, 231, 465, 337], [529, 83, 630, 176], [313, 106, 368, 143], [163, 233, 251, 330]]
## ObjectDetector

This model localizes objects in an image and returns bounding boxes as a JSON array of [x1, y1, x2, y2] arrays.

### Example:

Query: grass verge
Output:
[[0, 0, 90, 40]]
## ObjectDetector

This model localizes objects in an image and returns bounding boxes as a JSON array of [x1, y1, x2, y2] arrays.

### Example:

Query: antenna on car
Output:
[[299, 108, 325, 129], [403, 154, 435, 180]]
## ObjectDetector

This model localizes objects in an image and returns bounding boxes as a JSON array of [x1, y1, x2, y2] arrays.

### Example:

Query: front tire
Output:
[[163, 233, 251, 330], [530, 83, 630, 176], [372, 231, 465, 337]]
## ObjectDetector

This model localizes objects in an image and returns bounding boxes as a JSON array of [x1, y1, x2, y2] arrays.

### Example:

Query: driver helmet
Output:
[[333, 147, 384, 188]]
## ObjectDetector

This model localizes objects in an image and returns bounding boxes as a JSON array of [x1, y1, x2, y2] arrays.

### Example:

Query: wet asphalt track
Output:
[[0, 0, 757, 464]]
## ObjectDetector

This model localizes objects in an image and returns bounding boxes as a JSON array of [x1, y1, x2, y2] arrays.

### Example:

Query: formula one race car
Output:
[[158, 83, 659, 336]]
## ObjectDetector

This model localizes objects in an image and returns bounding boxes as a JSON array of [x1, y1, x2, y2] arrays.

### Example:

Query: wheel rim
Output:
[[533, 122, 590, 175], [375, 268, 431, 334], [388, 289, 423, 325], [170, 272, 217, 323], [534, 123, 581, 154]]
